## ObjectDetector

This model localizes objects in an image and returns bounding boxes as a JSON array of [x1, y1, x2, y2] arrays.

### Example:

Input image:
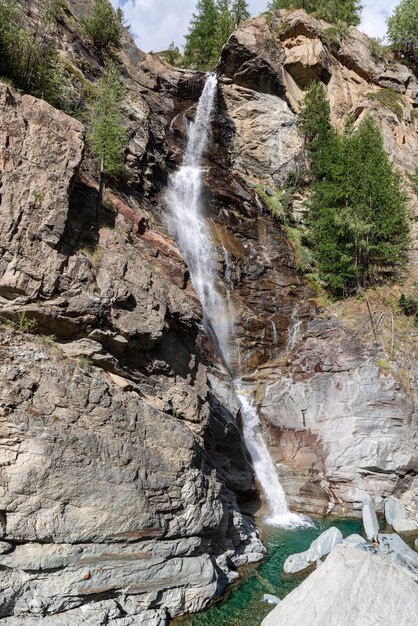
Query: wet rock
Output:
[[262, 594, 280, 605], [262, 545, 418, 626]]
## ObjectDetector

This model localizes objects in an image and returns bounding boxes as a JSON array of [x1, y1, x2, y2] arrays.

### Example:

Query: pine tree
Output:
[[267, 0, 362, 27], [184, 0, 219, 69], [213, 0, 234, 61], [298, 82, 410, 296], [87, 63, 127, 209], [84, 0, 123, 53], [387, 0, 418, 64], [231, 0, 250, 25], [297, 81, 333, 178]]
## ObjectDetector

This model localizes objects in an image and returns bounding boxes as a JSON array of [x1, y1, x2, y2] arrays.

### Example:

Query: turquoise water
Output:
[[176, 518, 362, 626]]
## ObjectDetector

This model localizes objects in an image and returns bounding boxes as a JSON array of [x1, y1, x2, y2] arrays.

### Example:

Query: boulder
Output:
[[262, 594, 280, 605], [385, 496, 418, 533], [341, 534, 367, 547], [283, 526, 342, 573], [359, 534, 418, 582], [305, 526, 343, 561], [283, 550, 311, 574], [262, 545, 418, 626], [362, 495, 379, 542]]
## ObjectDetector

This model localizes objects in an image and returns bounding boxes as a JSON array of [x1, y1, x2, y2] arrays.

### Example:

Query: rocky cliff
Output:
[[216, 9, 418, 519], [0, 2, 417, 624]]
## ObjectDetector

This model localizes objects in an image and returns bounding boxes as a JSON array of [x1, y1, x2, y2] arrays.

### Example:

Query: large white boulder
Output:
[[283, 526, 343, 573], [362, 495, 379, 542], [305, 526, 343, 561], [359, 533, 418, 581], [262, 544, 418, 626], [385, 496, 418, 533]]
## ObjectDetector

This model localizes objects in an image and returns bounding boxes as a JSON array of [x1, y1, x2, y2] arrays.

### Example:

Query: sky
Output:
[[110, 0, 401, 53]]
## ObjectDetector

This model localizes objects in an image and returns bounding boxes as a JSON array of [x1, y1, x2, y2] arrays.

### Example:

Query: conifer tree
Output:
[[214, 0, 234, 60], [297, 81, 333, 178], [267, 0, 362, 27], [298, 82, 409, 296], [387, 0, 418, 64], [87, 63, 127, 209], [232, 0, 250, 25], [84, 0, 124, 53], [184, 0, 219, 68]]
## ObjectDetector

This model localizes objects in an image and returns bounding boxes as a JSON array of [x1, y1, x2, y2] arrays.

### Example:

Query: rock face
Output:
[[385, 496, 418, 532], [360, 534, 418, 581], [215, 8, 418, 518], [262, 545, 418, 626], [0, 2, 268, 623], [0, 1, 418, 621], [257, 323, 417, 516]]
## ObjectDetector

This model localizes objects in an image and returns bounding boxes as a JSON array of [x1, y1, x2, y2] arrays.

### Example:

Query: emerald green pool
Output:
[[176, 518, 362, 626]]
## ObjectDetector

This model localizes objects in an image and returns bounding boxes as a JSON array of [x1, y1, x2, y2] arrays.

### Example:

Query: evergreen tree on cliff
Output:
[[267, 0, 362, 27], [214, 0, 234, 58], [387, 0, 418, 64], [232, 0, 250, 25], [298, 82, 409, 296], [88, 63, 127, 211], [184, 0, 219, 68]]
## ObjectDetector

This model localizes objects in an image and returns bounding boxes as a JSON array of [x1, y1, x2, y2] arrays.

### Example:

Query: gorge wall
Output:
[[0, 2, 417, 624]]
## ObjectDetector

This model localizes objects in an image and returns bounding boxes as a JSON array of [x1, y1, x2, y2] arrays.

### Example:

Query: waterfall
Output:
[[236, 384, 310, 527], [165, 75, 233, 372], [166, 75, 309, 528]]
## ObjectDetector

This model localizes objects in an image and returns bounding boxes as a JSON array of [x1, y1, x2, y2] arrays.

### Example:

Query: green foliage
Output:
[[297, 81, 333, 178], [267, 0, 362, 27], [0, 0, 20, 78], [365, 88, 403, 121], [166, 41, 182, 66], [0, 312, 37, 333], [298, 82, 410, 297], [39, 334, 56, 346], [399, 293, 417, 316], [84, 0, 123, 53], [77, 355, 94, 369], [0, 0, 68, 107], [214, 0, 235, 57], [184, 0, 219, 68], [369, 37, 389, 61], [232, 0, 250, 25], [376, 358, 392, 371], [183, 0, 249, 69], [321, 21, 349, 48], [255, 184, 289, 223], [87, 63, 127, 179], [387, 0, 418, 64], [409, 168, 418, 195]]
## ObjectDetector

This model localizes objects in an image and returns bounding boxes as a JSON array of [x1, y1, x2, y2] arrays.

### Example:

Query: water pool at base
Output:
[[176, 518, 362, 626]]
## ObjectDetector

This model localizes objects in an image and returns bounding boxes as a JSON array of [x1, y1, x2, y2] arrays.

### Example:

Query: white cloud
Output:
[[111, 0, 401, 52]]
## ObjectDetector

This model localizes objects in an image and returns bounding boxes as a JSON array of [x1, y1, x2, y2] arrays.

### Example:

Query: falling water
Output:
[[236, 384, 311, 527], [165, 75, 233, 372], [166, 75, 309, 527]]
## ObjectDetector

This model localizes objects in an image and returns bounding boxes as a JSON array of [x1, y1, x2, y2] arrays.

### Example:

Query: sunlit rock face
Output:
[[0, 1, 417, 623]]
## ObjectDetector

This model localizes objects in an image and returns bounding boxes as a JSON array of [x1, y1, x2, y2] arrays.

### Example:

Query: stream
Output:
[[177, 518, 362, 625]]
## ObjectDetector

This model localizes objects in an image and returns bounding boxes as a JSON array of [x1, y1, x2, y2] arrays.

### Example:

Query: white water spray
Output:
[[166, 75, 309, 528], [236, 384, 311, 527], [165, 75, 232, 371]]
